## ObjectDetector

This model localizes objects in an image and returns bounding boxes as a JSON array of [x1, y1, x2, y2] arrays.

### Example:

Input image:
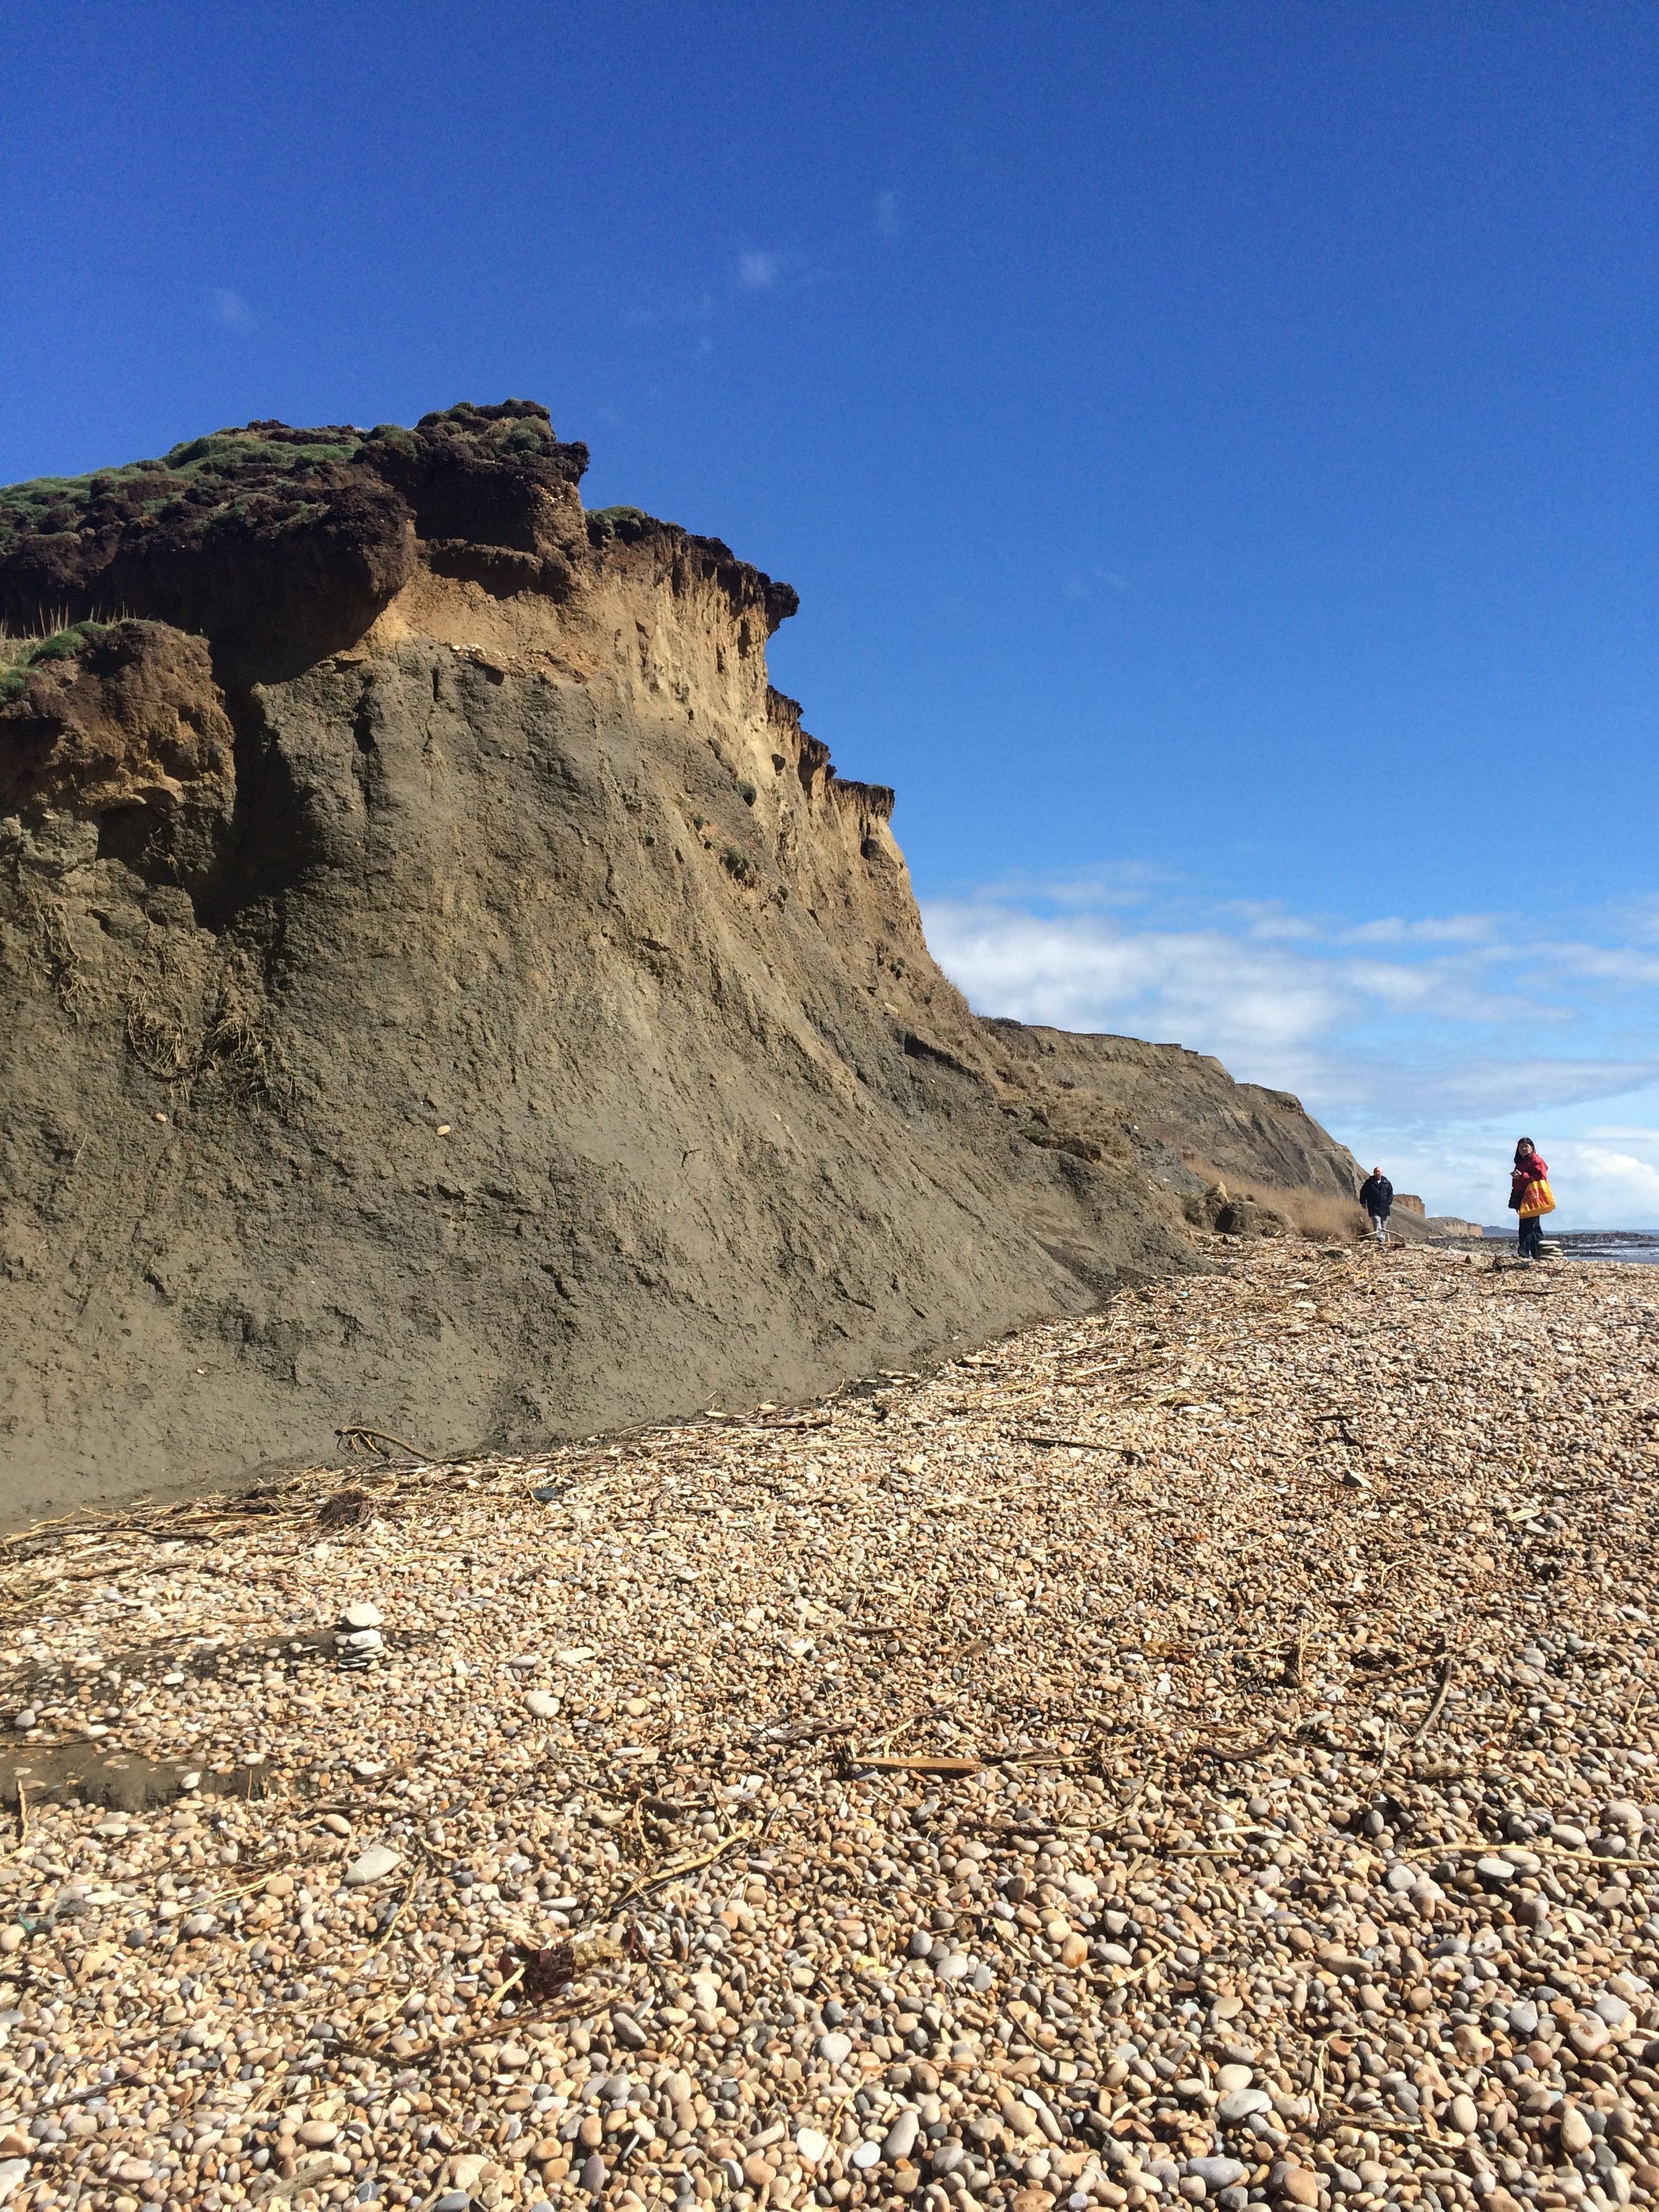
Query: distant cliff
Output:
[[0, 403, 1363, 1520]]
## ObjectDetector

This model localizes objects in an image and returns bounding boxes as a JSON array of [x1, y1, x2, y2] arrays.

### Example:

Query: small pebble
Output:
[[0, 1247, 1652, 2212]]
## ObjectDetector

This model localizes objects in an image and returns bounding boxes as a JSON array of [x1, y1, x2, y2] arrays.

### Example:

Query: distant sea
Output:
[[1480, 1229, 1659, 1267]]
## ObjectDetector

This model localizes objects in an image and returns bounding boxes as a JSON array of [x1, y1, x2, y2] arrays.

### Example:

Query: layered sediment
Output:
[[1, 404, 1363, 1519]]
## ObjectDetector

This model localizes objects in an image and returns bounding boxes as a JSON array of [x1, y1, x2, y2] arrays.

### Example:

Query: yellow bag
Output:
[[1519, 1177, 1555, 1218]]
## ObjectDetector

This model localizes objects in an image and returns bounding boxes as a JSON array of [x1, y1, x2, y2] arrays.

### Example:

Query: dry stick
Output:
[[481, 1961, 527, 2013], [335, 1427, 430, 1460], [367, 1860, 423, 1956], [0, 1781, 28, 1866], [870, 1699, 958, 1759], [857, 1755, 982, 1776], [1405, 1656, 1456, 1746], [607, 1824, 756, 1913], [1403, 1841, 1659, 1870]]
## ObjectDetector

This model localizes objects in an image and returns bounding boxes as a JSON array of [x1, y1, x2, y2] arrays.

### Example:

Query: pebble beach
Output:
[[3, 1243, 1658, 2212]]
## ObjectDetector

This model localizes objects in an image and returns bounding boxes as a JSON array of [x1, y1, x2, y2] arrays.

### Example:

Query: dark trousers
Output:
[[1518, 1214, 1544, 1259]]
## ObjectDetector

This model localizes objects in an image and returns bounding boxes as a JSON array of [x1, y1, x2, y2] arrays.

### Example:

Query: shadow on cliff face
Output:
[[0, 401, 1364, 1526]]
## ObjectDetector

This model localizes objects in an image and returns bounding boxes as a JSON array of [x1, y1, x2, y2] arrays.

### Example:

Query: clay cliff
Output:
[[0, 403, 1363, 1521]]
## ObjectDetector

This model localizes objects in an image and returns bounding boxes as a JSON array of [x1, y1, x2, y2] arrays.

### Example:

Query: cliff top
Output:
[[0, 399, 796, 680]]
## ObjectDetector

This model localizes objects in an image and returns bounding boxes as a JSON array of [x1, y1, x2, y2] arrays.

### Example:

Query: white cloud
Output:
[[737, 249, 787, 292], [920, 875, 1659, 1227], [210, 287, 255, 329], [1567, 1147, 1659, 1216], [924, 901, 1347, 1073], [1340, 914, 1502, 947], [875, 191, 901, 238]]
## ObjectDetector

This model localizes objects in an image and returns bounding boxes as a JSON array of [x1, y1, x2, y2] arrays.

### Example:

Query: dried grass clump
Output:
[[1272, 1186, 1370, 1242], [1180, 1153, 1367, 1243]]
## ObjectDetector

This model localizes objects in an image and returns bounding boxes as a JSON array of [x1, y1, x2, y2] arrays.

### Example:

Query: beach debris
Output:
[[2, 1244, 1656, 2208]]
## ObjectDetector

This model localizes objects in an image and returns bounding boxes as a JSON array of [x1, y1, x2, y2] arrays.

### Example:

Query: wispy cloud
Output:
[[736, 249, 790, 292], [921, 873, 1659, 1226], [875, 191, 901, 238], [210, 287, 256, 330], [626, 247, 806, 352], [1063, 563, 1130, 602]]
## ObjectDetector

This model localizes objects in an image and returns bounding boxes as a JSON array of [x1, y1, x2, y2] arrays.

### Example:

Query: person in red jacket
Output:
[[1510, 1138, 1553, 1261]]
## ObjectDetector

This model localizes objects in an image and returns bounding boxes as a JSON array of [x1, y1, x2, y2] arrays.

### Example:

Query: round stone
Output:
[[819, 2030, 853, 2065]]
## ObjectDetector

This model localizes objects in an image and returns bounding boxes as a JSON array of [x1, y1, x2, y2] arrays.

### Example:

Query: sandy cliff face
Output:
[[0, 404, 1360, 1521]]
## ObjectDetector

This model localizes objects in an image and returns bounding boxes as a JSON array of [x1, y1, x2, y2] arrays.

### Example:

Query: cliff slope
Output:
[[0, 403, 1361, 1521]]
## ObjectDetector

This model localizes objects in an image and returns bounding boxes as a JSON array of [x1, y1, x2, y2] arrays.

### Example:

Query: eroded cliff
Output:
[[0, 403, 1361, 1520]]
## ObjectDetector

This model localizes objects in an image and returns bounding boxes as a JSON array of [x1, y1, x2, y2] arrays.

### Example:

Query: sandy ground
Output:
[[1, 1242, 1657, 2212]]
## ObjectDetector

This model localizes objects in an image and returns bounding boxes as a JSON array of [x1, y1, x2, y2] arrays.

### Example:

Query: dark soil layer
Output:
[[0, 404, 1362, 1527]]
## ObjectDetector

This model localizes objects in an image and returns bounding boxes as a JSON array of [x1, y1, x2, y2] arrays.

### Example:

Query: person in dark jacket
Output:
[[1358, 1168, 1393, 1246]]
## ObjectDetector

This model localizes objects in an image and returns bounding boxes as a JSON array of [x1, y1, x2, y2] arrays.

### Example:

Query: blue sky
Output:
[[3, 3, 1656, 1224]]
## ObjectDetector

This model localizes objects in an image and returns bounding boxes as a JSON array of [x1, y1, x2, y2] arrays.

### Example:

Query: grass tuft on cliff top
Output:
[[0, 428, 367, 554], [0, 617, 161, 703]]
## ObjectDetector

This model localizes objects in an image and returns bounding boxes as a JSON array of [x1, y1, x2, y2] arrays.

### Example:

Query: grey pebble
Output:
[[1218, 2089, 1272, 2121], [1188, 2157, 1246, 2190], [581, 2153, 607, 2196], [343, 1843, 400, 1886]]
